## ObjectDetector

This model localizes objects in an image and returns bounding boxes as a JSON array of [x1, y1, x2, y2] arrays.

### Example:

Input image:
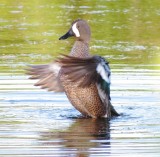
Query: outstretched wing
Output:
[[56, 54, 98, 87], [26, 63, 64, 92], [56, 54, 119, 116], [56, 54, 111, 97]]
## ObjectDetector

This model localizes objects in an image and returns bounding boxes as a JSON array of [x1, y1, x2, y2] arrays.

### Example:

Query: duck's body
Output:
[[60, 42, 107, 118], [27, 19, 119, 118]]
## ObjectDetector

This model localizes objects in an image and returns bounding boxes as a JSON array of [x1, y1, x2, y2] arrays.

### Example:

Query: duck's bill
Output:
[[59, 29, 74, 40]]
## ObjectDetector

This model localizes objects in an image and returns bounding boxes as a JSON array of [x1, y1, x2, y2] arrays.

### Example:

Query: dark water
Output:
[[0, 0, 160, 156]]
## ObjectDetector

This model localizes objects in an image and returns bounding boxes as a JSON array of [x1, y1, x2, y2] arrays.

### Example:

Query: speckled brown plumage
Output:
[[27, 19, 119, 118], [59, 41, 108, 118]]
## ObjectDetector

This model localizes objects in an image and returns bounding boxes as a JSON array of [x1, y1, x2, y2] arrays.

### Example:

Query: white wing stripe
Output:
[[96, 63, 110, 83], [49, 63, 61, 75]]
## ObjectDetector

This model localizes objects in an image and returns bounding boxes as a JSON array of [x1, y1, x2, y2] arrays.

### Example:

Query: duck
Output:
[[27, 19, 119, 119]]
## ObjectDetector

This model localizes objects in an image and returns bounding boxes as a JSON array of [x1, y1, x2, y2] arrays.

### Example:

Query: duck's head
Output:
[[59, 19, 91, 44]]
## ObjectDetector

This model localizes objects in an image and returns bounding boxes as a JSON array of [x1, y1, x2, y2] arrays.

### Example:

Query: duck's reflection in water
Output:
[[39, 118, 110, 156]]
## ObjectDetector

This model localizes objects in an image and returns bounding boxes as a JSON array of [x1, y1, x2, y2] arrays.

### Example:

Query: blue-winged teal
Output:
[[27, 19, 119, 118]]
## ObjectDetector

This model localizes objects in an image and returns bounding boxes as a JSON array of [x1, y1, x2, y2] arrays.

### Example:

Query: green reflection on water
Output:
[[0, 0, 160, 73]]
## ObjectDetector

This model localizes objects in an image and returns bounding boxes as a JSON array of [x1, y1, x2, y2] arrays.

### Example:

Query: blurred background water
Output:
[[0, 0, 160, 156]]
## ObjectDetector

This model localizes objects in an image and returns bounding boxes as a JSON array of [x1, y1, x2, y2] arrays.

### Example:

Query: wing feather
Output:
[[56, 54, 119, 116], [56, 54, 98, 87], [26, 63, 64, 92]]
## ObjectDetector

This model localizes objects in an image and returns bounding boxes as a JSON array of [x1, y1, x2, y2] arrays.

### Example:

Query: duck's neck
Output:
[[70, 41, 90, 58]]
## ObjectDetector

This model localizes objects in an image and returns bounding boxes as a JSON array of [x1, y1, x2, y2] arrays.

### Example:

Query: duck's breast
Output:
[[60, 73, 107, 118]]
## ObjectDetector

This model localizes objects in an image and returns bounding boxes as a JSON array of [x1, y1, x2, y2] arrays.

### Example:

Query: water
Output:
[[0, 0, 160, 156], [0, 70, 160, 157]]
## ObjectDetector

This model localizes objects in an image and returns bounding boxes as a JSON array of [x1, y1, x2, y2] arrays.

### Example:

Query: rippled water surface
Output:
[[0, 70, 160, 157], [0, 0, 160, 157]]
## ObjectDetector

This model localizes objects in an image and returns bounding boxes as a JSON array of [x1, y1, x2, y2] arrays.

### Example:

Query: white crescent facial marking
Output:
[[72, 22, 80, 37]]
